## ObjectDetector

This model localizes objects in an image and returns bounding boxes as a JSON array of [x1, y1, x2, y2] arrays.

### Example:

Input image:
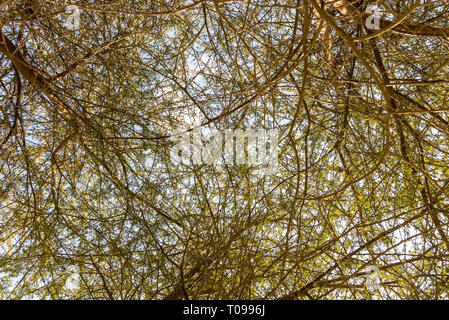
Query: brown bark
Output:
[[0, 29, 85, 130]]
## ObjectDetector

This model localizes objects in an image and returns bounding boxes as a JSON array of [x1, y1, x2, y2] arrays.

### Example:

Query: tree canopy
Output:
[[1, 0, 449, 299]]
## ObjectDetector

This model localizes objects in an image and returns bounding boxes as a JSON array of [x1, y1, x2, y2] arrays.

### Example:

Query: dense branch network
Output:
[[0, 0, 448, 299]]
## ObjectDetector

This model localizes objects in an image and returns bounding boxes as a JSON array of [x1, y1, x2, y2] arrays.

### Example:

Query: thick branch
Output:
[[0, 29, 85, 130]]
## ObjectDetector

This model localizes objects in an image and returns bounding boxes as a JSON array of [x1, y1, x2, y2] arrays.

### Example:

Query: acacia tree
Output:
[[1, 0, 449, 299]]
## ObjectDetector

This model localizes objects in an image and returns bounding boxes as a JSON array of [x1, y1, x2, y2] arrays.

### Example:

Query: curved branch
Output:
[[0, 29, 85, 130], [0, 64, 20, 151]]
